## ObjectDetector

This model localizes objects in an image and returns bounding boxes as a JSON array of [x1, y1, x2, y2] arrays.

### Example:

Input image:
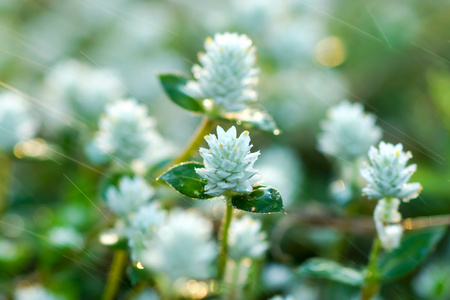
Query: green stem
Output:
[[0, 154, 11, 214], [361, 237, 382, 300], [102, 250, 128, 300], [172, 117, 217, 165], [217, 196, 234, 281]]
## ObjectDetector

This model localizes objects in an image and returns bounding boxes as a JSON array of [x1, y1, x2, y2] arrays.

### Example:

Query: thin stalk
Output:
[[102, 250, 128, 300], [217, 195, 234, 281], [361, 237, 382, 300], [0, 154, 11, 214], [172, 117, 217, 165]]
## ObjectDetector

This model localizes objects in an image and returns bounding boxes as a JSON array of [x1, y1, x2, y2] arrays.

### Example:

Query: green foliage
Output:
[[158, 162, 214, 200], [297, 258, 364, 286], [231, 185, 284, 214], [378, 227, 446, 281], [159, 74, 204, 113]]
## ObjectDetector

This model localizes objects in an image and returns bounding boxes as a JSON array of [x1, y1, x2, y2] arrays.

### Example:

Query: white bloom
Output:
[[413, 261, 450, 300], [14, 285, 64, 300], [141, 209, 217, 282], [95, 99, 159, 165], [43, 60, 125, 124], [126, 203, 166, 261], [262, 263, 295, 291], [196, 126, 261, 196], [318, 100, 382, 161], [228, 215, 269, 260], [360, 142, 422, 201], [0, 92, 38, 152], [48, 227, 84, 249], [373, 198, 403, 250], [105, 176, 154, 217], [184, 32, 258, 112]]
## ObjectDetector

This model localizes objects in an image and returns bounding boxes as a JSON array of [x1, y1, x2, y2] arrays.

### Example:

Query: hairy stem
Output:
[[172, 117, 217, 165], [361, 237, 382, 300], [102, 250, 128, 300], [217, 196, 234, 281]]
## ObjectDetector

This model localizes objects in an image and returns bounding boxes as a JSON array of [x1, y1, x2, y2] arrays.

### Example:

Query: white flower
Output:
[[318, 100, 382, 161], [184, 32, 258, 112], [360, 142, 422, 201], [141, 209, 217, 282], [196, 126, 261, 197], [413, 261, 450, 300], [105, 176, 154, 217], [228, 215, 269, 260], [14, 285, 64, 300], [126, 203, 166, 261], [373, 198, 403, 250], [48, 227, 84, 249], [0, 92, 38, 152], [95, 99, 159, 166], [43, 60, 125, 124]]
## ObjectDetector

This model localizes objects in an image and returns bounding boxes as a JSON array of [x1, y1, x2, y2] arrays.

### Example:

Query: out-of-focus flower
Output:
[[42, 60, 125, 125], [14, 285, 64, 300], [413, 261, 450, 300], [184, 32, 258, 113], [318, 100, 382, 162], [228, 215, 269, 260], [48, 227, 84, 249], [126, 203, 166, 261], [360, 142, 422, 202], [0, 92, 38, 152], [262, 263, 295, 291], [141, 209, 216, 282], [196, 126, 261, 196], [105, 176, 154, 217], [95, 99, 159, 166]]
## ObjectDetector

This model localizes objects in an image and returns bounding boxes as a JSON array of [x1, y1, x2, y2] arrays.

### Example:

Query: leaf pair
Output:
[[297, 227, 446, 286], [157, 162, 284, 214], [159, 74, 279, 133]]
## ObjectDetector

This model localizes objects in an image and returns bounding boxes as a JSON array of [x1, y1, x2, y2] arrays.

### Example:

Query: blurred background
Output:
[[0, 0, 450, 299]]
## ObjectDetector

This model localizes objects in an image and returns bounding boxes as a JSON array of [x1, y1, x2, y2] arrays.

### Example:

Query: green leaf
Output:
[[222, 107, 280, 134], [297, 258, 364, 286], [378, 227, 446, 281], [157, 162, 214, 200], [231, 185, 284, 213], [159, 74, 204, 112]]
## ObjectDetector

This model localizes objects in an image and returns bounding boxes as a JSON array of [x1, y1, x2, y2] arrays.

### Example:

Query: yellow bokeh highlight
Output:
[[315, 36, 346, 67]]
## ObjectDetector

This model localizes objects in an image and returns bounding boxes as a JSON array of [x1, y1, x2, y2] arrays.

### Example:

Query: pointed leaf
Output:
[[158, 162, 214, 200], [378, 227, 446, 281], [231, 185, 284, 213], [297, 258, 364, 286], [223, 107, 280, 134], [159, 74, 204, 112]]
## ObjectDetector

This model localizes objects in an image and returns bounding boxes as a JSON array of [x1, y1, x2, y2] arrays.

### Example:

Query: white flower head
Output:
[[318, 100, 382, 161], [360, 142, 422, 202], [141, 209, 217, 282], [196, 126, 262, 197], [374, 198, 403, 250], [105, 176, 154, 217], [43, 60, 125, 124], [48, 227, 84, 249], [228, 215, 269, 260], [0, 92, 38, 152], [14, 284, 64, 300], [126, 202, 166, 262], [95, 99, 159, 166], [184, 32, 259, 113]]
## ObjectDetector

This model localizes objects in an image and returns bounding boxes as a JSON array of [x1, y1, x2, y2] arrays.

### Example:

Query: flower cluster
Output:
[[105, 176, 154, 217], [361, 141, 422, 250], [196, 126, 261, 196], [318, 100, 382, 162], [0, 92, 38, 152], [360, 142, 422, 202], [228, 215, 269, 260], [95, 99, 159, 166], [184, 32, 259, 113], [140, 209, 217, 282]]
